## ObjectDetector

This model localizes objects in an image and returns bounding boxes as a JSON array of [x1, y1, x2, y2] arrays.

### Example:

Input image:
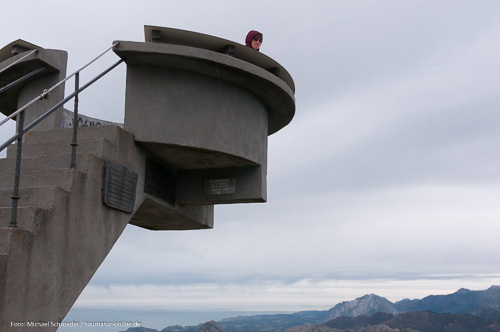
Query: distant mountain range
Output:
[[323, 285, 500, 321], [324, 293, 399, 321], [324, 311, 500, 332], [122, 285, 500, 332]]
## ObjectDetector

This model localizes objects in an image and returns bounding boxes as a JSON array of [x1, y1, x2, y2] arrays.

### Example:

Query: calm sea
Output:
[[59, 308, 292, 332]]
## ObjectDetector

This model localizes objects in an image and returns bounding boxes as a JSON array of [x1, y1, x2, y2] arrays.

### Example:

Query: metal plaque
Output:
[[103, 161, 138, 213], [204, 178, 236, 195]]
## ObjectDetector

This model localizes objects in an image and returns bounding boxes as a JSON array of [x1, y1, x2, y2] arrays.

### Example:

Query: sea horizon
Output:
[[59, 308, 295, 332]]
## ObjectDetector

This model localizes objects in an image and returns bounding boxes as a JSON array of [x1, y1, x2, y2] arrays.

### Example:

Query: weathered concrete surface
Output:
[[0, 27, 295, 331], [123, 65, 268, 168], [0, 43, 67, 131], [0, 126, 213, 331], [113, 40, 295, 136], [0, 127, 135, 331], [176, 166, 266, 205], [112, 37, 295, 207]]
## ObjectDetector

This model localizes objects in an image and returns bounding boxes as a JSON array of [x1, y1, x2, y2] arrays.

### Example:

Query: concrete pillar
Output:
[[0, 40, 67, 131]]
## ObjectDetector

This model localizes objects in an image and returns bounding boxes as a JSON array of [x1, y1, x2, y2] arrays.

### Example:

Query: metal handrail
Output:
[[0, 67, 47, 95], [0, 42, 120, 128], [0, 42, 124, 227], [0, 58, 124, 152], [0, 49, 38, 75]]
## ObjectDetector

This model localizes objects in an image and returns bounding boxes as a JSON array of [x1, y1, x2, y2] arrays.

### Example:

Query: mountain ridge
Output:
[[122, 285, 500, 332], [324, 293, 399, 321], [393, 285, 500, 315], [321, 310, 500, 332]]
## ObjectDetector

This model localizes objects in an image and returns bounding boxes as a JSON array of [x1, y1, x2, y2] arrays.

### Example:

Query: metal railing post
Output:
[[9, 111, 25, 228], [70, 72, 79, 168]]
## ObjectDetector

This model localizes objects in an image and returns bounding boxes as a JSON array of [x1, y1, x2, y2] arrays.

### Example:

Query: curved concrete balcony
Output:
[[113, 26, 295, 172]]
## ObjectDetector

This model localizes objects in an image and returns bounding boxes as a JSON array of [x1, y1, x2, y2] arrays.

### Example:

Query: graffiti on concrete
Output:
[[68, 117, 102, 127], [61, 109, 116, 128]]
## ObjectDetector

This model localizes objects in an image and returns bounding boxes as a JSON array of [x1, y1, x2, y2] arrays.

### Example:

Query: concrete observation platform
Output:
[[0, 26, 296, 330], [112, 26, 296, 230], [0, 26, 296, 231]]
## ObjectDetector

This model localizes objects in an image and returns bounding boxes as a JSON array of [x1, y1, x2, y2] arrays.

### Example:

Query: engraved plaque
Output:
[[103, 161, 138, 213], [204, 178, 236, 195]]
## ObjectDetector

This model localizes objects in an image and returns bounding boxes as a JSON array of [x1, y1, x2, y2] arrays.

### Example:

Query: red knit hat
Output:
[[245, 30, 263, 50]]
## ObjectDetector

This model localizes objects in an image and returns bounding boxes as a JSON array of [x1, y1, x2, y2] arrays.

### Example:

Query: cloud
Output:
[[76, 275, 500, 311], [3, 0, 500, 319], [88, 181, 500, 290]]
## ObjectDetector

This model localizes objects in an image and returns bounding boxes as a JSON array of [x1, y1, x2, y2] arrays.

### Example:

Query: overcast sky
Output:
[[2, 0, 500, 330]]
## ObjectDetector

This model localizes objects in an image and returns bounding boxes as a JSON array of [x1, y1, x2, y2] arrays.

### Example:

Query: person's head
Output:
[[245, 30, 263, 51]]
